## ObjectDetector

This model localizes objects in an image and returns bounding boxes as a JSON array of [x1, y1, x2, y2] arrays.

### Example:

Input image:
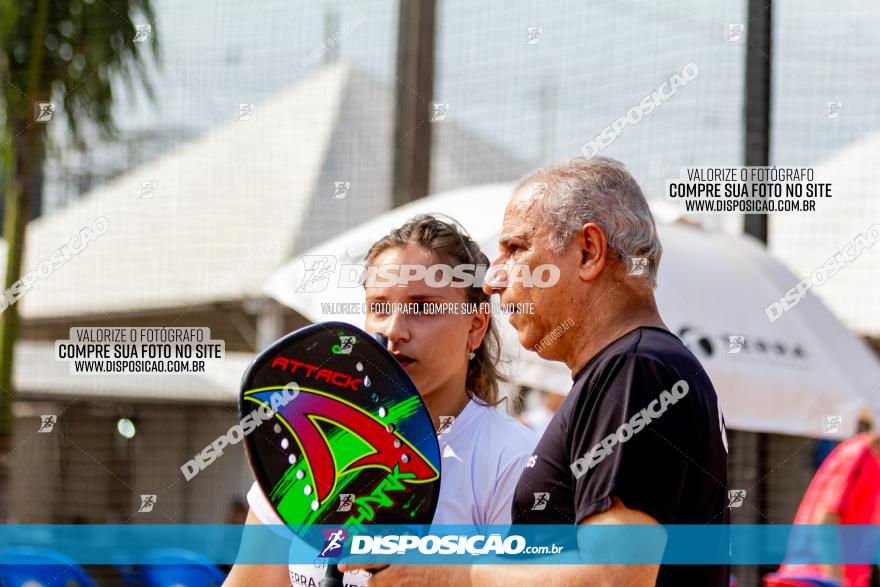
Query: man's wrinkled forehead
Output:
[[513, 178, 550, 206], [500, 181, 549, 242], [506, 180, 547, 221]]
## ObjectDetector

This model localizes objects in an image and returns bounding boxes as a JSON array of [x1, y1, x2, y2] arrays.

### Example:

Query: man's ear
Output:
[[576, 223, 609, 283]]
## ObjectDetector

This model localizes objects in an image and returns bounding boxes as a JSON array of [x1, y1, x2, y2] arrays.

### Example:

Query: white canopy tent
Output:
[[0, 62, 525, 320], [771, 127, 880, 336], [264, 183, 880, 439]]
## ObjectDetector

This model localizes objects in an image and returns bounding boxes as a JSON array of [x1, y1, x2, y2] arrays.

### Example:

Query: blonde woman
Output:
[[225, 215, 537, 587]]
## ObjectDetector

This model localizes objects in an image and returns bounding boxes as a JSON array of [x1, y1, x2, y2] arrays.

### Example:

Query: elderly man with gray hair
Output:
[[344, 157, 730, 586], [492, 156, 730, 586]]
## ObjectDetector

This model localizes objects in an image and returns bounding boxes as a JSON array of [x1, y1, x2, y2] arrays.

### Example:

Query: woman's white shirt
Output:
[[246, 400, 537, 587]]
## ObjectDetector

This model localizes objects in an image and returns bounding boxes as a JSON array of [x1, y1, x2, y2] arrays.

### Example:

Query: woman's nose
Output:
[[385, 312, 410, 344]]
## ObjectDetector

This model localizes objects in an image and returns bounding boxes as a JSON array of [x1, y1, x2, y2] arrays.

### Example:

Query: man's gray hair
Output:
[[516, 156, 662, 288]]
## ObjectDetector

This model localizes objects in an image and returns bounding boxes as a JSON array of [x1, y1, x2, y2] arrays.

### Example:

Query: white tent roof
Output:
[[2, 62, 526, 320], [771, 128, 880, 336]]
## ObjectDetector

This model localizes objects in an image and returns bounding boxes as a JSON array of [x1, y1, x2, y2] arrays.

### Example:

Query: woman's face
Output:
[[363, 244, 488, 403]]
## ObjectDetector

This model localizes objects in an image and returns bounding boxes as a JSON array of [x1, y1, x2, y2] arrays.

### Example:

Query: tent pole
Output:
[[392, 0, 436, 207], [743, 0, 773, 245], [742, 3, 773, 584]]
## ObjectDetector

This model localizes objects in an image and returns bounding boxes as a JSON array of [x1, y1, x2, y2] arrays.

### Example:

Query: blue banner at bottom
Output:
[[0, 525, 878, 565]]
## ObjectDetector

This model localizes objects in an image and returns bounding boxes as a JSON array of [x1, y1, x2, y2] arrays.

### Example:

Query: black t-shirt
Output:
[[512, 326, 730, 586]]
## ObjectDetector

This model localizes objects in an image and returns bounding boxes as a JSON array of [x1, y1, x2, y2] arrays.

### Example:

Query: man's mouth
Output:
[[391, 352, 415, 367]]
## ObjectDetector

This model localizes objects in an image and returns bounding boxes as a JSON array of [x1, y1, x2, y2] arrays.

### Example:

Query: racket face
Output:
[[240, 322, 441, 533]]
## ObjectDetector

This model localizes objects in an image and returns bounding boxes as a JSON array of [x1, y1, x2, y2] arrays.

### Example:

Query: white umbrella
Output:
[[771, 128, 880, 336], [264, 184, 880, 439]]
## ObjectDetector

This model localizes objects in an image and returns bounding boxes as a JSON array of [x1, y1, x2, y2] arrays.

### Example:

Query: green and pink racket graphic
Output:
[[239, 321, 441, 534]]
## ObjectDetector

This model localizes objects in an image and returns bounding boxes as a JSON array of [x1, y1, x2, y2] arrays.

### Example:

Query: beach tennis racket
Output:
[[239, 322, 442, 586]]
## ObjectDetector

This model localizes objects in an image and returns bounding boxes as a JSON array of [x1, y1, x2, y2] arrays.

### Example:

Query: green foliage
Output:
[[0, 0, 160, 440], [1, 0, 159, 142]]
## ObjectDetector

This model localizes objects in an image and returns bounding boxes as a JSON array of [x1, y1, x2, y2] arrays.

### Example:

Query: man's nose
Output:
[[482, 255, 506, 296]]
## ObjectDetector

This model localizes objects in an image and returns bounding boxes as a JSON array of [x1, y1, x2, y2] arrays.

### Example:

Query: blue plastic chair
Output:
[[113, 563, 145, 587], [141, 549, 226, 587], [0, 546, 96, 587]]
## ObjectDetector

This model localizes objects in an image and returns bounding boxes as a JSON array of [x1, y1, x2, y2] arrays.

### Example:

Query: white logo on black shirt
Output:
[[531, 492, 549, 510], [727, 489, 746, 508]]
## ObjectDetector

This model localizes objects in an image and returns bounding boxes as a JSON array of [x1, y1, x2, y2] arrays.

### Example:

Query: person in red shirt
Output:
[[778, 428, 880, 587]]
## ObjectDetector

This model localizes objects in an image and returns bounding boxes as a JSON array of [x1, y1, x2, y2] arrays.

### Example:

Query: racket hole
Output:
[[304, 485, 313, 495], [273, 424, 281, 434], [281, 438, 289, 450], [311, 500, 319, 511], [370, 392, 379, 403], [401, 453, 410, 464], [393, 439, 402, 448], [356, 362, 363, 371], [364, 375, 372, 387], [385, 423, 395, 433], [288, 454, 296, 465], [296, 470, 305, 480], [378, 407, 387, 418]]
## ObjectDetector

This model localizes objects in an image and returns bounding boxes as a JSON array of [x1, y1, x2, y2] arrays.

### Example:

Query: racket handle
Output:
[[319, 564, 345, 587]]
